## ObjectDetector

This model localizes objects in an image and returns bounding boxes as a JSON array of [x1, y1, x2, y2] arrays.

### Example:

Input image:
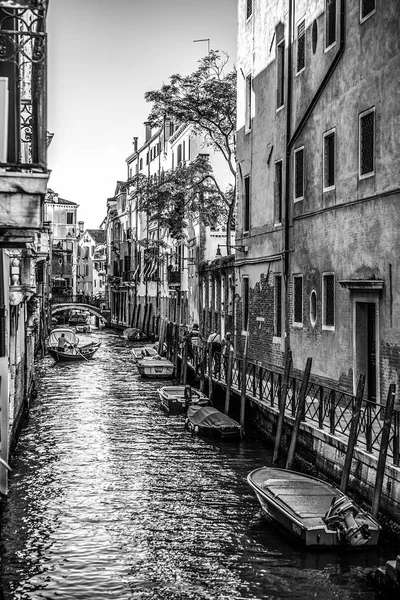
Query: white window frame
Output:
[[296, 18, 306, 75], [242, 275, 249, 333], [359, 107, 375, 180], [245, 72, 252, 133], [276, 38, 285, 112], [293, 146, 305, 202], [322, 272, 335, 331], [293, 274, 304, 327], [274, 158, 283, 225], [324, 0, 337, 53], [273, 274, 283, 341], [323, 127, 336, 192], [246, 0, 253, 21], [360, 0, 376, 24]]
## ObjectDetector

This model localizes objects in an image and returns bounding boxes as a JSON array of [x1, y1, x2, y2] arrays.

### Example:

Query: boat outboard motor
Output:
[[324, 496, 371, 547]]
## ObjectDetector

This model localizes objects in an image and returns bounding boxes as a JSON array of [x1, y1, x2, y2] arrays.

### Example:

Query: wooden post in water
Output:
[[272, 350, 292, 466], [285, 357, 312, 470], [208, 345, 214, 404], [240, 332, 249, 434], [224, 347, 234, 415], [372, 383, 396, 519], [173, 323, 180, 379], [180, 339, 188, 385], [340, 374, 365, 493], [199, 346, 206, 394]]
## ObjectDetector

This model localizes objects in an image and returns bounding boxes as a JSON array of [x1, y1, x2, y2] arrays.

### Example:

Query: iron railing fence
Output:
[[189, 346, 400, 466]]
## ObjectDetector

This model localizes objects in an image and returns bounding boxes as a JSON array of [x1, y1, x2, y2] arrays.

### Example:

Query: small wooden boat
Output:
[[137, 356, 174, 379], [76, 324, 91, 333], [185, 405, 241, 439], [247, 467, 381, 548], [47, 327, 100, 362], [157, 385, 208, 414], [48, 342, 101, 362], [131, 345, 159, 363]]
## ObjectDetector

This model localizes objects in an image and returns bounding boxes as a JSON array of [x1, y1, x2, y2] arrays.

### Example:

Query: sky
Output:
[[46, 0, 238, 229]]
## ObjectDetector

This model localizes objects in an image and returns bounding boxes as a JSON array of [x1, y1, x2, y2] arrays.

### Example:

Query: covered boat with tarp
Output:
[[123, 327, 146, 341], [47, 327, 100, 362], [247, 467, 381, 548], [185, 405, 241, 439]]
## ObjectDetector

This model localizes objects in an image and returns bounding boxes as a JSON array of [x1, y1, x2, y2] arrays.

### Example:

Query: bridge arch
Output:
[[51, 303, 107, 325]]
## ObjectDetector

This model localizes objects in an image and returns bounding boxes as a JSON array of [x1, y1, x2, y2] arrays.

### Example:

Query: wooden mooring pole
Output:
[[372, 383, 396, 519], [340, 374, 365, 493], [180, 339, 188, 385], [240, 333, 249, 434], [272, 350, 292, 466], [224, 348, 234, 415], [208, 346, 214, 404], [285, 357, 312, 470]]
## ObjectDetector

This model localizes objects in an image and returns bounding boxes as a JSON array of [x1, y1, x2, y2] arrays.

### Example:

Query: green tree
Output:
[[144, 51, 236, 250]]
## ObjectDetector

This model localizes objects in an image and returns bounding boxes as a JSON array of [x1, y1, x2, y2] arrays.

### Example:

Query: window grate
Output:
[[294, 148, 304, 199], [297, 20, 305, 72], [276, 276, 282, 337], [246, 0, 253, 20], [243, 278, 249, 331], [324, 274, 335, 326], [275, 161, 283, 223], [294, 277, 303, 323], [361, 0, 375, 19], [324, 132, 335, 188], [244, 176, 250, 231], [360, 111, 374, 175]]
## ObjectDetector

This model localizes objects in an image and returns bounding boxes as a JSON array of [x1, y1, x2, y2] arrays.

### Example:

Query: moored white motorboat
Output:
[[131, 346, 159, 363], [137, 356, 174, 379], [157, 385, 208, 414], [247, 466, 381, 548]]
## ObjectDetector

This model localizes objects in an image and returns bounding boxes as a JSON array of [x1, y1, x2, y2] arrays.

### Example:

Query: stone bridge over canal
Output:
[[51, 303, 109, 326]]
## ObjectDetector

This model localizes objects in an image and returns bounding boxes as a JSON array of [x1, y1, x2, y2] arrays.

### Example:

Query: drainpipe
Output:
[[283, 0, 294, 353], [283, 0, 346, 351]]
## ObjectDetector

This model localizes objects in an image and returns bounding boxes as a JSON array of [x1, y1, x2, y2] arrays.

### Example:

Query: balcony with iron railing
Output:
[[0, 1, 49, 245]]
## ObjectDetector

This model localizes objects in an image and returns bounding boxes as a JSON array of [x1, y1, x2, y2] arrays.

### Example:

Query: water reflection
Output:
[[0, 331, 392, 599]]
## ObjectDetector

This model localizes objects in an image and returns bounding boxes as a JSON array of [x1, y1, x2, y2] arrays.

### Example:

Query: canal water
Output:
[[0, 331, 394, 599]]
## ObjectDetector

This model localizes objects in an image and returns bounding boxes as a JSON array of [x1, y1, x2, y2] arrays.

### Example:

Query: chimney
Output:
[[133, 137, 138, 152], [78, 221, 84, 234], [145, 122, 151, 141]]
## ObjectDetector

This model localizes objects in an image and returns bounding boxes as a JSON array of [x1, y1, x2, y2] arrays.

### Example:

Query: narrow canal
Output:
[[0, 331, 393, 599]]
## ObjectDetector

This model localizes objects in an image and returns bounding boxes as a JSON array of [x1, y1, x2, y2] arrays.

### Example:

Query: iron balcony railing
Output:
[[0, 1, 48, 171]]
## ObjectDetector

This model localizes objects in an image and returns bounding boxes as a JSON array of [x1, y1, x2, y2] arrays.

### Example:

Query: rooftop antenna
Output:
[[193, 38, 210, 54]]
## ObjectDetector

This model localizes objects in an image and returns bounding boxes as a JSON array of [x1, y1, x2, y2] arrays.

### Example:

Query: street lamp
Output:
[[215, 244, 248, 258]]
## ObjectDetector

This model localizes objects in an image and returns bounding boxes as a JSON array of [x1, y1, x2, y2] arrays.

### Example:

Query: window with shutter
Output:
[[297, 20, 305, 73]]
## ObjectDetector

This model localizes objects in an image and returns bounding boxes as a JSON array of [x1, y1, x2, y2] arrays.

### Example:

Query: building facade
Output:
[[236, 0, 400, 401], [0, 0, 50, 494]]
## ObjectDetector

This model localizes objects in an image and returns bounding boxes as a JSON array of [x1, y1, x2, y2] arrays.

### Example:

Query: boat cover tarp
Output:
[[48, 328, 78, 346], [187, 405, 239, 428]]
